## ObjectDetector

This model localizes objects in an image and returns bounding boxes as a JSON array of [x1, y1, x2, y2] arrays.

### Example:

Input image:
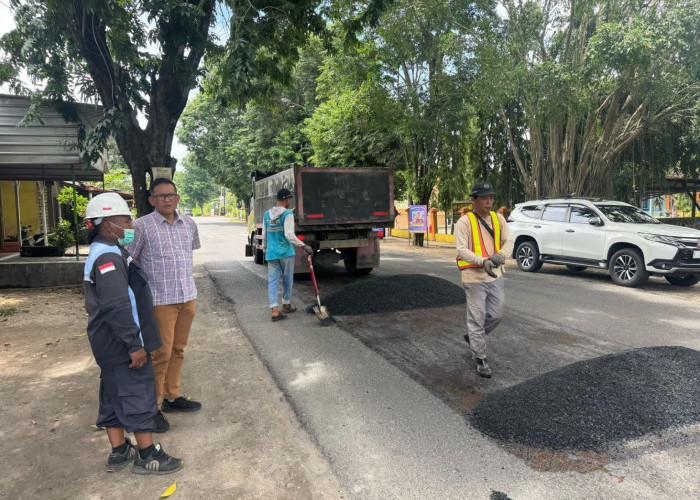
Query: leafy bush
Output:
[[57, 186, 88, 219], [49, 219, 76, 251]]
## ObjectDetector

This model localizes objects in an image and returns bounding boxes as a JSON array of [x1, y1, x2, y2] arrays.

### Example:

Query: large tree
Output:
[[472, 0, 700, 200], [177, 38, 325, 201], [1, 0, 390, 215], [308, 0, 495, 209]]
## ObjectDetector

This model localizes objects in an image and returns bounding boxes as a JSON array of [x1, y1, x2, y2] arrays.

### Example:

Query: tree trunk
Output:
[[60, 1, 215, 216]]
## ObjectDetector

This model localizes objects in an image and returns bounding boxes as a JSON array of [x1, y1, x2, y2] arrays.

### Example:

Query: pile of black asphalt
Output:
[[470, 346, 700, 451], [321, 274, 465, 316]]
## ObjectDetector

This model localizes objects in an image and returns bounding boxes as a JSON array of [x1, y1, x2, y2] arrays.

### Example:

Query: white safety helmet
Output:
[[85, 192, 132, 224]]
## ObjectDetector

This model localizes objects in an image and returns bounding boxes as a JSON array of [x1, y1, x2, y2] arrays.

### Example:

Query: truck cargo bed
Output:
[[296, 167, 394, 227]]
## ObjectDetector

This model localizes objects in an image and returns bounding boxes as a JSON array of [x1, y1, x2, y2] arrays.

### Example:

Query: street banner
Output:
[[408, 205, 428, 233]]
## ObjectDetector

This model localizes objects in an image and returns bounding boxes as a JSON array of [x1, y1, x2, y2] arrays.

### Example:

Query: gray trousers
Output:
[[463, 278, 505, 360]]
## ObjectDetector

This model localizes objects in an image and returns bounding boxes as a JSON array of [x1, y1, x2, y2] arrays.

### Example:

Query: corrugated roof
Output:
[[0, 94, 106, 181]]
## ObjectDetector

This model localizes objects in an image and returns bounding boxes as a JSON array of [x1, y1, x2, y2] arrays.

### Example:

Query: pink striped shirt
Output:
[[128, 211, 201, 306]]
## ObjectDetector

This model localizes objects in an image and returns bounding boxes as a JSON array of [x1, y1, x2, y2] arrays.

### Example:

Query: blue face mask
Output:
[[109, 222, 135, 246]]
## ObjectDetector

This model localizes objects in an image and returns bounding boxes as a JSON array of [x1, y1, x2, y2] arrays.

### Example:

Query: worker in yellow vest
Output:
[[455, 182, 514, 378]]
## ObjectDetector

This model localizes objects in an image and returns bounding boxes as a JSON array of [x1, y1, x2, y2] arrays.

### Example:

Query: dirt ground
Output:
[[0, 275, 344, 499]]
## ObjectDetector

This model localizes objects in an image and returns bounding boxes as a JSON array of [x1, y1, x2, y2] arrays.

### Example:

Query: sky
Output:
[[0, 2, 189, 162]]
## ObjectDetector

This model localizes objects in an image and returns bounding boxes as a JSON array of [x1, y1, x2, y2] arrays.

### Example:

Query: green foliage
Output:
[[57, 186, 88, 219], [306, 0, 492, 205], [1, 1, 391, 215], [102, 145, 133, 192], [175, 155, 220, 210], [471, 0, 700, 200], [177, 39, 326, 200], [48, 219, 76, 251]]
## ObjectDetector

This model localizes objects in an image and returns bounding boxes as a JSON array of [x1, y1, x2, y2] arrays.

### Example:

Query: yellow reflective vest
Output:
[[456, 211, 501, 270]]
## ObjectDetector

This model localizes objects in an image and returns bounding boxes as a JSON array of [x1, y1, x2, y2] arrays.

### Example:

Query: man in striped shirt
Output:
[[129, 178, 201, 433]]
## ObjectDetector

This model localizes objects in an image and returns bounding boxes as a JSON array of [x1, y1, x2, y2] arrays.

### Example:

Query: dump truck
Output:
[[245, 166, 395, 274]]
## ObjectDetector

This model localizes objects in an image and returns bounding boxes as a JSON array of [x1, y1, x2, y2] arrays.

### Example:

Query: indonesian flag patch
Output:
[[98, 262, 116, 274]]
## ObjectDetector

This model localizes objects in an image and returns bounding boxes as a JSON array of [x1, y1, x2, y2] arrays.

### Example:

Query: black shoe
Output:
[[153, 410, 170, 433], [133, 444, 183, 475], [106, 437, 137, 472], [463, 334, 470, 345], [476, 358, 492, 378], [162, 396, 202, 413]]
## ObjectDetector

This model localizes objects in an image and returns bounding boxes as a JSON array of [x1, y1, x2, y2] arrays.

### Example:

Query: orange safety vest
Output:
[[456, 211, 501, 270]]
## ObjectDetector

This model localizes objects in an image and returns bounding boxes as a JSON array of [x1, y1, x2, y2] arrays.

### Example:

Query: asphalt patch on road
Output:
[[320, 274, 465, 316], [470, 346, 700, 452]]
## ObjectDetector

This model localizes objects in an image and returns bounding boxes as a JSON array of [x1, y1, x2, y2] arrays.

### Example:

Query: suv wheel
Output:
[[516, 241, 542, 272], [609, 248, 648, 287], [665, 274, 699, 287]]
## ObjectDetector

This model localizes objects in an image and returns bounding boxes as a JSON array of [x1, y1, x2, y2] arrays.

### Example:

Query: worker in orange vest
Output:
[[455, 182, 514, 378]]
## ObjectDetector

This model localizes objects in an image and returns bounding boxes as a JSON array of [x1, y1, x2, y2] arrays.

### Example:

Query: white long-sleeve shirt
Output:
[[262, 206, 305, 250]]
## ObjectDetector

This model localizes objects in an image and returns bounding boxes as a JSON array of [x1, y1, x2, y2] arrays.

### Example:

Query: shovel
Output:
[[307, 254, 334, 325]]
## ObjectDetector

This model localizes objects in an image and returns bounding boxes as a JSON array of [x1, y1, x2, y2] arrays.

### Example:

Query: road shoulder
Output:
[[0, 272, 344, 499]]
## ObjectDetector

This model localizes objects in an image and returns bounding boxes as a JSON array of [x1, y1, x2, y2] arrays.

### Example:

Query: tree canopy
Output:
[[1, 0, 391, 215], [3, 0, 698, 212]]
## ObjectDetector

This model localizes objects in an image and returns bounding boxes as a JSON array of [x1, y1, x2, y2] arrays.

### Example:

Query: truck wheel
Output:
[[254, 248, 264, 265], [516, 241, 542, 272], [609, 248, 648, 287], [665, 274, 699, 287], [354, 268, 373, 276]]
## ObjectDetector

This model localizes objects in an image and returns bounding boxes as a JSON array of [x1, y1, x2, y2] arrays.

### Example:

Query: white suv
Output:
[[508, 198, 700, 287]]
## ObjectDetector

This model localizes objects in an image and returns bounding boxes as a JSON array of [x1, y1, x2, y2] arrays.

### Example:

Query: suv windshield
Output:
[[595, 204, 660, 224]]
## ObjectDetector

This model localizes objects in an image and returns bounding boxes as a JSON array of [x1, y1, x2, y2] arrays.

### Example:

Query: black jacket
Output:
[[84, 236, 162, 367]]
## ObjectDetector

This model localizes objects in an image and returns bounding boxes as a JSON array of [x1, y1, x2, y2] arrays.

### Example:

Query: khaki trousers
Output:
[[152, 300, 196, 402]]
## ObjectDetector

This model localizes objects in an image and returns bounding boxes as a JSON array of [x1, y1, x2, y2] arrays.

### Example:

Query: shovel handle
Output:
[[308, 255, 321, 305]]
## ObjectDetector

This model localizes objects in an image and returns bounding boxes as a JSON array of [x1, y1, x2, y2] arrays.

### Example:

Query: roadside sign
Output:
[[408, 205, 428, 233], [452, 201, 472, 221]]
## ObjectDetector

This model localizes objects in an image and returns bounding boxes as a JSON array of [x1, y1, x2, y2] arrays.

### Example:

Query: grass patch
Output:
[[0, 307, 28, 317]]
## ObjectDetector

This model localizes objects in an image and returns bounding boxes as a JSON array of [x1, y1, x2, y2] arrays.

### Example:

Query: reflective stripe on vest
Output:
[[456, 211, 501, 270]]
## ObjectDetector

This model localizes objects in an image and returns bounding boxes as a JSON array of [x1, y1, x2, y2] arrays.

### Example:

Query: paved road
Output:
[[195, 217, 699, 500]]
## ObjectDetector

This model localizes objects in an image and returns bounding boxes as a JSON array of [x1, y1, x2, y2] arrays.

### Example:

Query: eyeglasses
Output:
[[151, 193, 179, 201]]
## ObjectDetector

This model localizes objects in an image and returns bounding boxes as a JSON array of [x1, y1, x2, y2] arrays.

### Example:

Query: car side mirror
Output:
[[589, 216, 603, 227]]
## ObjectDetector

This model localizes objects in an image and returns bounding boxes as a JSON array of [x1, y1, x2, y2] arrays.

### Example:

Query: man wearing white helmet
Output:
[[83, 193, 183, 475]]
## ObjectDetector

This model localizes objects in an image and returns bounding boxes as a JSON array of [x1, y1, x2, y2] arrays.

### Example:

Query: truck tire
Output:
[[609, 248, 648, 287], [664, 274, 699, 287], [254, 248, 265, 265]]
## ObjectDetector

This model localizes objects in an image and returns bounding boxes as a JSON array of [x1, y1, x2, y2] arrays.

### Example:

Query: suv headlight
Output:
[[638, 232, 685, 247]]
